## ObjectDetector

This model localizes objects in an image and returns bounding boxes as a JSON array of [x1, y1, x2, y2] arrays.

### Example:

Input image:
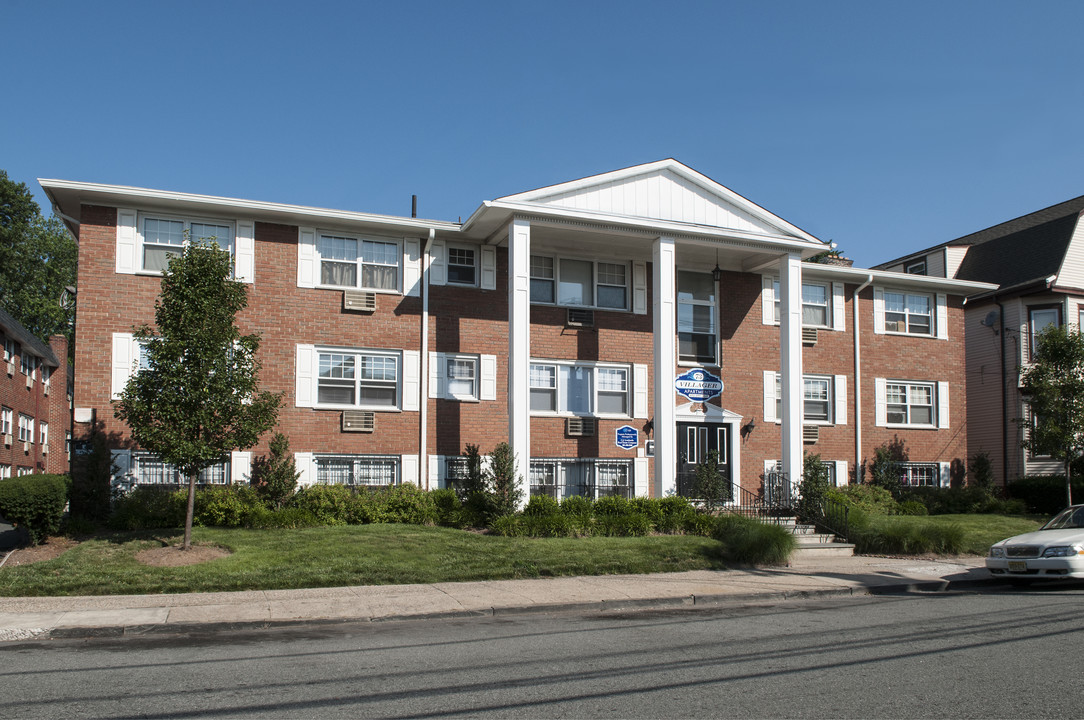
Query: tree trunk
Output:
[[183, 471, 197, 550], [1066, 457, 1073, 509]]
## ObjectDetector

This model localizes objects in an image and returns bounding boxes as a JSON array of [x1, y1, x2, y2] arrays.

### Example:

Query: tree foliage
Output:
[[113, 241, 282, 548], [0, 171, 78, 345], [797, 453, 831, 523], [692, 450, 731, 510], [249, 432, 301, 509], [1019, 324, 1084, 507]]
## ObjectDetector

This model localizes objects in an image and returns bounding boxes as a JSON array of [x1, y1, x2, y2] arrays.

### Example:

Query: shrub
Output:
[[109, 486, 187, 531], [628, 497, 664, 527], [0, 474, 70, 545], [459, 443, 486, 498], [245, 506, 321, 529], [487, 442, 524, 519], [193, 485, 262, 527], [968, 452, 995, 494], [852, 516, 966, 555], [595, 512, 652, 537], [248, 433, 300, 509], [897, 500, 929, 516], [288, 484, 357, 525], [430, 488, 465, 527], [1007, 475, 1084, 515], [797, 454, 831, 524], [520, 513, 576, 537], [682, 512, 719, 537], [829, 485, 899, 515], [593, 494, 630, 517], [560, 495, 594, 518], [523, 494, 561, 518], [897, 486, 1025, 515], [488, 515, 524, 537], [868, 441, 908, 494], [691, 450, 731, 509], [378, 483, 437, 525], [69, 432, 113, 524], [713, 515, 795, 565]]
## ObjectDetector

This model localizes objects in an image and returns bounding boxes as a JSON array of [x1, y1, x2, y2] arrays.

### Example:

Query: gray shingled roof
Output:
[[0, 307, 61, 367], [954, 212, 1076, 288]]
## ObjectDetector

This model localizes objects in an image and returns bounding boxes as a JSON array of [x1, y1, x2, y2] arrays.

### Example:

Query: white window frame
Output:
[[0, 464, 9, 479], [39, 421, 48, 448], [21, 353, 37, 381], [529, 458, 634, 500], [17, 466, 32, 477], [444, 355, 478, 401], [2, 337, 15, 363], [905, 259, 927, 275], [882, 290, 934, 336], [316, 349, 400, 410], [446, 244, 478, 287], [1028, 306, 1061, 361], [529, 361, 632, 418], [138, 213, 236, 275], [885, 381, 936, 427], [769, 373, 845, 425], [900, 462, 940, 487], [131, 451, 230, 485], [770, 278, 837, 329], [1, 407, 11, 436], [315, 454, 399, 487], [316, 232, 401, 293], [529, 254, 630, 311], [17, 414, 34, 443], [677, 270, 718, 365]]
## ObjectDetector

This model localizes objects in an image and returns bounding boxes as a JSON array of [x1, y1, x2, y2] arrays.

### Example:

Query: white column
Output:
[[508, 218, 531, 507], [779, 253, 803, 486], [653, 237, 677, 498]]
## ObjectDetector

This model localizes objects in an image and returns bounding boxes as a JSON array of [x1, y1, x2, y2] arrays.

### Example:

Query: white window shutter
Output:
[[401, 454, 419, 485], [427, 455, 441, 489], [834, 460, 849, 486], [761, 276, 775, 325], [764, 459, 779, 477], [832, 282, 845, 331], [875, 377, 887, 426], [231, 451, 252, 484], [480, 354, 498, 401], [834, 374, 847, 425], [402, 350, 420, 411], [633, 364, 649, 419], [404, 238, 422, 297], [235, 220, 255, 284], [116, 209, 138, 274], [295, 344, 315, 407], [428, 352, 442, 399], [480, 246, 497, 290], [297, 227, 317, 288], [938, 381, 950, 428], [873, 287, 885, 334], [294, 452, 314, 487], [634, 458, 649, 497], [110, 449, 131, 481], [939, 462, 951, 488], [430, 240, 447, 286], [763, 370, 778, 423], [111, 332, 135, 399], [633, 262, 648, 315], [935, 293, 948, 339]]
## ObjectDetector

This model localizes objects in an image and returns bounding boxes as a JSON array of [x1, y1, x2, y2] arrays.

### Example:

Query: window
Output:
[[447, 245, 477, 286], [905, 259, 927, 275], [2, 336, 15, 363], [444, 456, 471, 490], [1, 407, 11, 436], [317, 350, 398, 408], [39, 421, 48, 448], [132, 452, 229, 485], [0, 465, 9, 480], [529, 362, 630, 416], [531, 255, 629, 311], [42, 366, 51, 390], [446, 357, 477, 400], [317, 234, 399, 291], [773, 374, 834, 423], [772, 279, 831, 327], [315, 455, 399, 486], [17, 414, 33, 443], [1029, 306, 1061, 360], [21, 353, 37, 380], [142, 216, 233, 272], [17, 467, 32, 477], [886, 382, 935, 426], [530, 458, 633, 500], [678, 271, 717, 364], [900, 463, 939, 487], [884, 291, 932, 335]]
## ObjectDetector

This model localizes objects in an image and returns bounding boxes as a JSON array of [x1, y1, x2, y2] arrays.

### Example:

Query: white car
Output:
[[987, 505, 1084, 584]]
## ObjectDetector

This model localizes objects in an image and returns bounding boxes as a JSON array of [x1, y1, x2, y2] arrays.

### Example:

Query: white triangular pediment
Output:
[[498, 160, 817, 243]]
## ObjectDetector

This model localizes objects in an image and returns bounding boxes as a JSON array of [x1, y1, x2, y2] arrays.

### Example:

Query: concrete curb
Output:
[[32, 578, 992, 641]]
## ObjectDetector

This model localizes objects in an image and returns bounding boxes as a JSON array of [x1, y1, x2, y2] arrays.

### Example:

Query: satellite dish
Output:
[[980, 310, 999, 328]]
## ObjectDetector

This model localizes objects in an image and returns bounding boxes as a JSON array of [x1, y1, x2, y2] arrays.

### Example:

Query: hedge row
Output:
[[0, 474, 71, 545]]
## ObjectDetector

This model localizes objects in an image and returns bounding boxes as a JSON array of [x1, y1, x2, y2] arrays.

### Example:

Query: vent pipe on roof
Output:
[[412, 195, 417, 218]]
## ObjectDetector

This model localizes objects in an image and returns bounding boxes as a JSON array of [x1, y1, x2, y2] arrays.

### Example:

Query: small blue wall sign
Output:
[[674, 368, 723, 402], [615, 425, 639, 450]]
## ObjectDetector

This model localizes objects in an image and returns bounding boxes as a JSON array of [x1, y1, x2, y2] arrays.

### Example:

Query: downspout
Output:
[[996, 298, 1008, 489], [419, 229, 435, 489], [853, 274, 874, 482]]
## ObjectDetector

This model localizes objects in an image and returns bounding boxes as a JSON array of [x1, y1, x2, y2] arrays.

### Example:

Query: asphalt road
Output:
[[2, 584, 1082, 719]]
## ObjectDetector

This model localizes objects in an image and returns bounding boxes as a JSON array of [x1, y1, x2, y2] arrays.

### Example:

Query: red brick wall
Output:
[[0, 333, 70, 475]]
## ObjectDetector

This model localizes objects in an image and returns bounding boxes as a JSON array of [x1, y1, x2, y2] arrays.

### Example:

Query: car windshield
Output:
[[1041, 506, 1084, 530]]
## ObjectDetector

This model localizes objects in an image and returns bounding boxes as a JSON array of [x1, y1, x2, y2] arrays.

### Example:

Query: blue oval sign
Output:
[[674, 368, 723, 402], [615, 425, 639, 450]]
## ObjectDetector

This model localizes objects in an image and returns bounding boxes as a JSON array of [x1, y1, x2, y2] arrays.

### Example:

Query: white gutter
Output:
[[853, 274, 874, 481], [419, 229, 435, 490]]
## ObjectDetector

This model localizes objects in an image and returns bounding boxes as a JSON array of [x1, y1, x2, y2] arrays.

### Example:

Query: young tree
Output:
[[114, 241, 282, 549], [249, 432, 301, 509], [0, 172, 78, 345], [486, 442, 524, 518], [1020, 324, 1084, 507]]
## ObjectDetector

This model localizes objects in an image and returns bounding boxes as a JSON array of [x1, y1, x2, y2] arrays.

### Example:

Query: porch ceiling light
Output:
[[712, 249, 722, 282]]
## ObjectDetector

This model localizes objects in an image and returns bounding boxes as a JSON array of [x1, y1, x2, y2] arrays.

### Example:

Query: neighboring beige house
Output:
[[877, 195, 1084, 486]]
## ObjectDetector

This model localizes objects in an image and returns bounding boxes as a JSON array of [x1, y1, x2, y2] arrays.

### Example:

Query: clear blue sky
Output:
[[5, 0, 1084, 268]]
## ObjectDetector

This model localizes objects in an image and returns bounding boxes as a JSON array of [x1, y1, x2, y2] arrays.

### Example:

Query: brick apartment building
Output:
[[41, 160, 993, 499], [0, 308, 72, 478]]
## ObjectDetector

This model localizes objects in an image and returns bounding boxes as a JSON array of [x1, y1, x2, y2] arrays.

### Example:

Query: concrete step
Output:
[[792, 533, 839, 545], [792, 543, 856, 559]]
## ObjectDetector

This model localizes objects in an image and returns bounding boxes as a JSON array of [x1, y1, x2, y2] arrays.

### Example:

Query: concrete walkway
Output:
[[0, 556, 994, 642]]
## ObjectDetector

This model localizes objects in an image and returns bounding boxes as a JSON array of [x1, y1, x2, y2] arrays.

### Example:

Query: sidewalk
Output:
[[0, 555, 992, 642]]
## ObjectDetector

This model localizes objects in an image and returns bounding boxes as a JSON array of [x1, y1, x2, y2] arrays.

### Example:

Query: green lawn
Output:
[[915, 514, 1046, 555], [0, 525, 725, 597]]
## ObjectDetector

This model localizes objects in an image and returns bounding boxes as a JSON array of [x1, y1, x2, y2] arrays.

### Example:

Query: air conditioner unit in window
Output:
[[802, 327, 818, 346], [23, 441, 30, 453], [566, 417, 597, 437], [2, 434, 10, 447], [342, 410, 375, 432], [43, 385, 49, 396], [566, 308, 594, 327], [41, 444, 48, 455], [343, 290, 376, 313], [5, 361, 13, 377], [802, 425, 819, 444], [26, 375, 33, 389]]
